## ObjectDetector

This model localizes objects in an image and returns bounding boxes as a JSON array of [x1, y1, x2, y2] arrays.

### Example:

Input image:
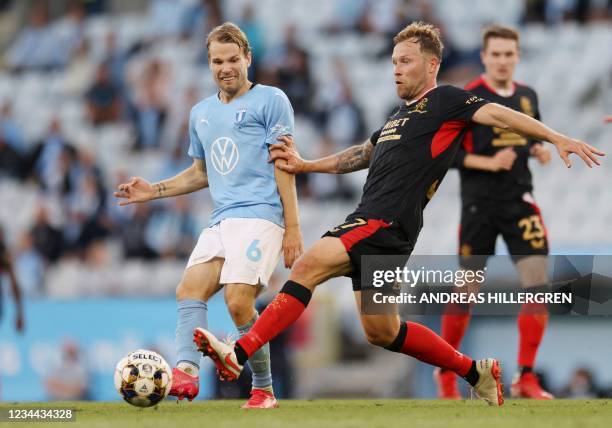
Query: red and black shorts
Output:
[[459, 195, 549, 270], [323, 215, 414, 291]]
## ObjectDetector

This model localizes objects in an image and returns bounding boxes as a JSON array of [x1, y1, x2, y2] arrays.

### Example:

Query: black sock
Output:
[[234, 342, 249, 366], [384, 322, 407, 352], [519, 366, 533, 375], [463, 360, 479, 387]]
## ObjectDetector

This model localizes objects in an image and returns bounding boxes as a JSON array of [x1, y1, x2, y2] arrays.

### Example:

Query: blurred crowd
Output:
[[0, 0, 611, 299]]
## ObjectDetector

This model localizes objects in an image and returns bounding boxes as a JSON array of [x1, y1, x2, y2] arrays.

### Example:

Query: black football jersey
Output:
[[454, 76, 541, 202], [350, 85, 489, 243]]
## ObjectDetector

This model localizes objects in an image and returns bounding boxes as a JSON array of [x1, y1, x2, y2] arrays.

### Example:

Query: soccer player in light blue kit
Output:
[[114, 23, 303, 408]]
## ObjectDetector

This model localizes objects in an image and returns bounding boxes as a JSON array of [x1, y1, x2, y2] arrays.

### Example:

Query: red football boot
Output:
[[169, 367, 199, 401], [511, 372, 554, 399], [433, 368, 462, 399], [241, 388, 279, 409]]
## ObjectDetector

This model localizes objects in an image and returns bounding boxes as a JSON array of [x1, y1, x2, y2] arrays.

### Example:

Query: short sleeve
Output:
[[264, 89, 295, 146], [438, 86, 489, 122], [187, 109, 205, 159], [369, 127, 383, 146]]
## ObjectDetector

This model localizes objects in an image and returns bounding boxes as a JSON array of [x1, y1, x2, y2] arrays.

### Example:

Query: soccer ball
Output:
[[114, 349, 172, 407]]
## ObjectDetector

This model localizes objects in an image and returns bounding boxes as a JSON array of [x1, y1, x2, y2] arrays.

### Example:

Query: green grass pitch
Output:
[[1, 400, 611, 428]]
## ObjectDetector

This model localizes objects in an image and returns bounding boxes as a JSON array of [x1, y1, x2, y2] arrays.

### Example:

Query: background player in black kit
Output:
[[436, 26, 557, 401], [193, 22, 603, 408]]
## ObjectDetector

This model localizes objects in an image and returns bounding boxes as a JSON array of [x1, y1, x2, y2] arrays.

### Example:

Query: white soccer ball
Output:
[[114, 349, 172, 407]]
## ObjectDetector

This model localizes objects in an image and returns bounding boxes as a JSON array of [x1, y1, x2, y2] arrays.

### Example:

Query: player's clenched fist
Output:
[[114, 177, 156, 206], [529, 143, 552, 165], [490, 147, 517, 172]]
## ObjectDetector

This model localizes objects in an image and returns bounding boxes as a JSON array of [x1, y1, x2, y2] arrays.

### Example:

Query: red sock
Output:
[[399, 322, 473, 376], [236, 280, 311, 358], [517, 303, 548, 368], [441, 303, 471, 350]]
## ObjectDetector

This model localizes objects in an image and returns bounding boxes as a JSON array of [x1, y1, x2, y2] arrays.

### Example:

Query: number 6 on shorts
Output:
[[247, 239, 262, 262]]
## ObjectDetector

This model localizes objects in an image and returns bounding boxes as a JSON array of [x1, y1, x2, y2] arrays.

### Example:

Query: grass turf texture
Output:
[[1, 400, 611, 428]]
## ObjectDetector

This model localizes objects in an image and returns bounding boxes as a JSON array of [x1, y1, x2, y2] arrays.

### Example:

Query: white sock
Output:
[[177, 361, 199, 376]]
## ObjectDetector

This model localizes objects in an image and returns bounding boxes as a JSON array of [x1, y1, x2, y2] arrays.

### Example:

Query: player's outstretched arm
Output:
[[270, 135, 374, 174], [273, 143, 304, 268], [472, 103, 605, 168], [114, 159, 208, 206]]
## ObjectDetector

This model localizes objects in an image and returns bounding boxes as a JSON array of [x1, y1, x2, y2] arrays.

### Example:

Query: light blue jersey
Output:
[[188, 84, 294, 228]]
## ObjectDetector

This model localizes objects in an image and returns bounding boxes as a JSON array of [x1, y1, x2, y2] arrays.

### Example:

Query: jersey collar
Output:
[[480, 75, 516, 97], [405, 85, 438, 106]]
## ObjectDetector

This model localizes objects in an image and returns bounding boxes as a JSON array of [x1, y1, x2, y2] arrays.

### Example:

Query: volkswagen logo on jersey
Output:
[[211, 137, 239, 175]]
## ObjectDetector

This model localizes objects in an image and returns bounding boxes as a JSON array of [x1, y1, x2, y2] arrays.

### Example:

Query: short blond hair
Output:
[[482, 25, 520, 50], [206, 22, 251, 57], [393, 21, 444, 60]]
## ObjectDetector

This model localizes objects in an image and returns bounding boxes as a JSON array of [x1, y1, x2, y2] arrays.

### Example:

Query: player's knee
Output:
[[225, 297, 254, 324], [290, 255, 320, 285], [363, 327, 396, 348], [290, 256, 310, 279]]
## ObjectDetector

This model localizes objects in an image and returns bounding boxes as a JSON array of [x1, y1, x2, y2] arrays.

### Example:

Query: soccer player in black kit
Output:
[[193, 22, 603, 407], [436, 26, 557, 401]]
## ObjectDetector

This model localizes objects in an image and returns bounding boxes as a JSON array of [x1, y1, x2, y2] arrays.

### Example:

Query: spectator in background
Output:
[[119, 203, 158, 260], [307, 58, 363, 201], [13, 232, 45, 298], [266, 25, 314, 117], [558, 367, 607, 398], [325, 0, 369, 34], [180, 0, 223, 44], [321, 59, 367, 148], [359, 0, 402, 37], [63, 38, 97, 97], [44, 339, 90, 401], [30, 204, 64, 263], [145, 196, 199, 259], [85, 62, 122, 125], [0, 101, 25, 154], [0, 226, 25, 334], [29, 118, 75, 193], [238, 4, 265, 80], [129, 58, 171, 150], [0, 128, 26, 180], [5, 2, 55, 72], [149, 0, 194, 40], [103, 31, 129, 91], [165, 85, 201, 155], [51, 0, 87, 69], [64, 170, 109, 252], [523, 0, 548, 23], [158, 143, 192, 182]]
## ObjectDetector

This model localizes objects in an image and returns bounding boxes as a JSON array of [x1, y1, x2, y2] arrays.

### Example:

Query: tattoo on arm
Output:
[[155, 182, 166, 197], [335, 141, 374, 173]]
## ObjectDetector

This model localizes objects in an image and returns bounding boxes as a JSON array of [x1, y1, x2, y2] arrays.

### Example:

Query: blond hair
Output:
[[206, 22, 251, 57], [393, 21, 444, 60]]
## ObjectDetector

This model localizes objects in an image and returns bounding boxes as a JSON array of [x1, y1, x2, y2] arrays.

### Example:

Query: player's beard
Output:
[[397, 81, 424, 102], [218, 74, 244, 97]]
